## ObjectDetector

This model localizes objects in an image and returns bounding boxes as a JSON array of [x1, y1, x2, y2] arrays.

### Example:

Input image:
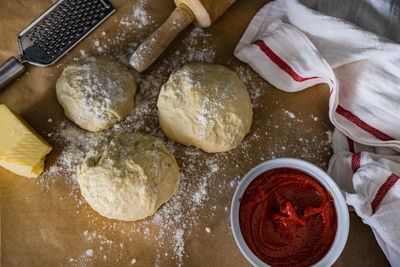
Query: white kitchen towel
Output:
[[328, 134, 400, 265], [235, 0, 400, 149], [234, 0, 400, 265]]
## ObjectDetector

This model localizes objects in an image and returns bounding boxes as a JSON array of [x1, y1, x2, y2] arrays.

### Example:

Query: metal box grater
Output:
[[0, 0, 115, 90]]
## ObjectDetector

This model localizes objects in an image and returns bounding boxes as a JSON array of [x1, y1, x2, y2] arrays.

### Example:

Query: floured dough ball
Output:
[[56, 57, 136, 132], [77, 132, 180, 221], [157, 62, 253, 153]]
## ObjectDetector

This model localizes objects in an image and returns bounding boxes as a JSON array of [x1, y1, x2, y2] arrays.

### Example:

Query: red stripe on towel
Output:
[[336, 105, 394, 141], [351, 152, 361, 173], [329, 79, 335, 96], [347, 137, 355, 153], [252, 39, 320, 82], [371, 174, 400, 214], [252, 39, 334, 95]]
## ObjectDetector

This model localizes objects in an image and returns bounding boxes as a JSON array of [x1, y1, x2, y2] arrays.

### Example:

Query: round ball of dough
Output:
[[157, 62, 253, 153], [56, 57, 136, 132], [77, 132, 180, 221]]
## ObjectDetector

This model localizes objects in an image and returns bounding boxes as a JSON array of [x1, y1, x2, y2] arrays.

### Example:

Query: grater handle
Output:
[[129, 4, 194, 72], [0, 57, 26, 91]]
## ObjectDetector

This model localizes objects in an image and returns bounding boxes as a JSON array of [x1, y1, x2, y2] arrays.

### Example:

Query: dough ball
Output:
[[77, 132, 180, 221], [157, 62, 253, 153], [56, 57, 136, 132]]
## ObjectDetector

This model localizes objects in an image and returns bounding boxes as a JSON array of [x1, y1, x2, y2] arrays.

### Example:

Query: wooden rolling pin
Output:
[[129, 0, 237, 72]]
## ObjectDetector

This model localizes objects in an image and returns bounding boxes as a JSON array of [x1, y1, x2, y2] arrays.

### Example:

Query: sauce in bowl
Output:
[[239, 167, 337, 267]]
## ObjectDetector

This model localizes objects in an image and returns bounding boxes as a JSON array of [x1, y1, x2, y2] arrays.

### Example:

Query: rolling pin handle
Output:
[[0, 57, 26, 91], [129, 4, 194, 72]]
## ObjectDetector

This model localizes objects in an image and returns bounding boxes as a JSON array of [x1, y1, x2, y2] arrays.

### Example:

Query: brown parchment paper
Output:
[[0, 0, 390, 266]]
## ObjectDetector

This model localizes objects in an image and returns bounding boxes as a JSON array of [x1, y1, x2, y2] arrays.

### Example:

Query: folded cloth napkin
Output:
[[330, 128, 400, 264], [234, 0, 400, 265]]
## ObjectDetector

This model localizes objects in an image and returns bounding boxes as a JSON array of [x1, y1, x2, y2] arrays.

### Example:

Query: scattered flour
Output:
[[40, 1, 333, 265], [43, 13, 222, 265], [326, 130, 333, 144], [173, 229, 185, 259], [285, 110, 296, 118], [120, 1, 154, 29], [80, 50, 88, 58], [85, 249, 93, 257]]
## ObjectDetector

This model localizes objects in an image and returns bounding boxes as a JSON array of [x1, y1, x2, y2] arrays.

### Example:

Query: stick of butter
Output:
[[0, 104, 52, 178]]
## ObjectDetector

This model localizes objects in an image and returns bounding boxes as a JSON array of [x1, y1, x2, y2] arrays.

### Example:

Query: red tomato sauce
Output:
[[239, 168, 337, 266]]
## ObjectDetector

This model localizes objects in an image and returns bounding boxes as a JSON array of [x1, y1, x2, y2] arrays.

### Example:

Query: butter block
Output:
[[0, 104, 52, 178]]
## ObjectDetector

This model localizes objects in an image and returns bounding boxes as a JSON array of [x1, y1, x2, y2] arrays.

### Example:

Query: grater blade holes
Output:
[[19, 0, 114, 64]]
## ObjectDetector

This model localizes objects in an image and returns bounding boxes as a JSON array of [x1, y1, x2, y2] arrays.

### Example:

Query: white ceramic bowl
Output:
[[231, 158, 349, 267]]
